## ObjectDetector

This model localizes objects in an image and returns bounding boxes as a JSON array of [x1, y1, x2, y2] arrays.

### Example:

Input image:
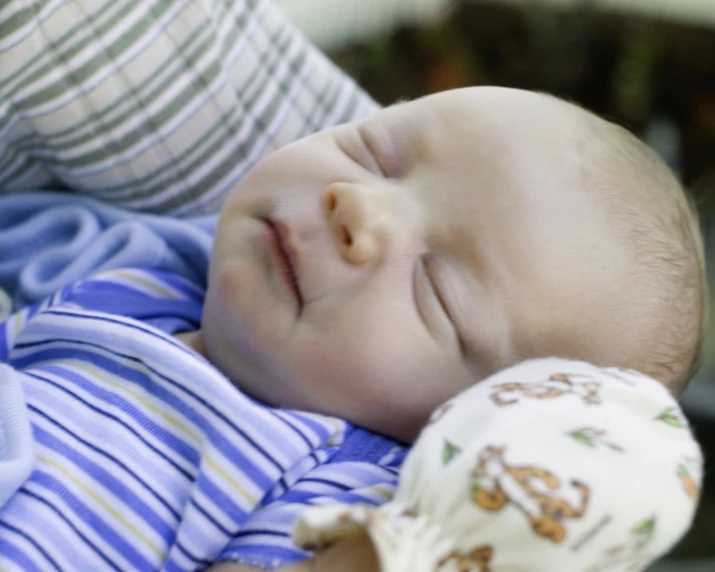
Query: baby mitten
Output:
[[293, 358, 703, 572]]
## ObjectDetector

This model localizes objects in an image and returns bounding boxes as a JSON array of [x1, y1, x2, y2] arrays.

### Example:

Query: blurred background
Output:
[[274, 0, 715, 569]]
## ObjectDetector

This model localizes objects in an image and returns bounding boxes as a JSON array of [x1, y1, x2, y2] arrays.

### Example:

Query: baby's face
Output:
[[202, 87, 631, 442]]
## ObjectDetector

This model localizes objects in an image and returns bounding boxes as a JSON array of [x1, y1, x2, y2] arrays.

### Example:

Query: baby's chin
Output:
[[201, 310, 431, 443]]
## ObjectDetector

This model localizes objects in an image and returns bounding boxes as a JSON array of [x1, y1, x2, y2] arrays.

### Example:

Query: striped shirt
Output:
[[0, 0, 379, 215], [0, 269, 405, 571]]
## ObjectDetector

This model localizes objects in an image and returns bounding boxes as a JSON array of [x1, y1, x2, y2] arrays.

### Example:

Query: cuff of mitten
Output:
[[293, 502, 454, 572]]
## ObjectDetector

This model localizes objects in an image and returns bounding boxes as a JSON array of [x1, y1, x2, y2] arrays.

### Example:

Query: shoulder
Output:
[[60, 268, 205, 334], [4, 268, 204, 354], [68, 268, 205, 303]]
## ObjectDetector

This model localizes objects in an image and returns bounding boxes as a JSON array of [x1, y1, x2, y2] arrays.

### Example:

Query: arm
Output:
[[0, 0, 378, 214], [208, 533, 379, 572]]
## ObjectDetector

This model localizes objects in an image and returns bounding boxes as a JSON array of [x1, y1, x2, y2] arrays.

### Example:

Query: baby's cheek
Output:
[[215, 265, 243, 305], [210, 263, 291, 351], [290, 330, 442, 412], [212, 265, 258, 327], [286, 335, 386, 404]]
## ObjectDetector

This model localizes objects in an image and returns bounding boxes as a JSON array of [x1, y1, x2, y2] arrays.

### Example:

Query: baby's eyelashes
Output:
[[414, 254, 460, 348]]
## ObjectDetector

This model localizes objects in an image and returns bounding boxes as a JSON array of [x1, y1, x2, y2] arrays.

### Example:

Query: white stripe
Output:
[[0, 0, 66, 52], [175, 56, 316, 216], [0, 1, 150, 109], [26, 354, 201, 478], [0, 1, 191, 140], [165, 42, 317, 214], [0, 0, 259, 176], [2, 268, 402, 569], [25, 310, 285, 500], [28, 415, 167, 566], [19, 11, 214, 149], [1, 499, 79, 571], [92, 269, 191, 300], [22, 357, 199, 484], [45, 0, 272, 177], [21, 452, 146, 571], [0, 158, 53, 190]]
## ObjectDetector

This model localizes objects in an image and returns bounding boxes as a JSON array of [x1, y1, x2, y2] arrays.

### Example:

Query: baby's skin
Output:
[[179, 86, 649, 443], [172, 86, 704, 571], [206, 359, 702, 572]]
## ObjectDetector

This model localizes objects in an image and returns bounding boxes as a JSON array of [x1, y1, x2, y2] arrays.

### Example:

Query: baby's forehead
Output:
[[419, 90, 585, 157], [420, 87, 580, 122]]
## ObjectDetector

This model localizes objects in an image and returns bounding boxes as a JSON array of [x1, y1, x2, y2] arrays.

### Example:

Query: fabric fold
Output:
[[0, 192, 217, 309], [0, 364, 34, 509]]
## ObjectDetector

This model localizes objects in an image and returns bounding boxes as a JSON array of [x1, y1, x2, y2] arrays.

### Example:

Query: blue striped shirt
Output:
[[0, 269, 405, 571]]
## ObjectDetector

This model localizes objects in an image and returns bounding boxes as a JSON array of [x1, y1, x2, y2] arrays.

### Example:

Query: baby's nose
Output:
[[322, 182, 390, 265]]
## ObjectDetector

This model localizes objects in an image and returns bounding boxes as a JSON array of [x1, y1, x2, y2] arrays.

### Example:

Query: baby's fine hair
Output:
[[581, 112, 708, 394]]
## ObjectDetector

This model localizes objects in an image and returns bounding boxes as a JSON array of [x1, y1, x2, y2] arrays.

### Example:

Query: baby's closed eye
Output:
[[334, 127, 385, 177], [414, 253, 461, 349]]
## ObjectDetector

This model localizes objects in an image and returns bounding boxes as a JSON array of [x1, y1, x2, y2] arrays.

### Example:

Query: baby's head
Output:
[[199, 87, 706, 442]]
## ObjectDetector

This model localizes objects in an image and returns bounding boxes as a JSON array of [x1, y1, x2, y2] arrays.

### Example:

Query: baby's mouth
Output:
[[262, 218, 304, 310]]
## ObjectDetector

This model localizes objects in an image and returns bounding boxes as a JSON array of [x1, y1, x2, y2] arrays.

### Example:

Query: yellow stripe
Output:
[[37, 453, 163, 559], [69, 364, 257, 506], [63, 362, 262, 507], [205, 455, 257, 506], [369, 486, 394, 501], [69, 361, 201, 446], [318, 417, 345, 447], [113, 269, 179, 299]]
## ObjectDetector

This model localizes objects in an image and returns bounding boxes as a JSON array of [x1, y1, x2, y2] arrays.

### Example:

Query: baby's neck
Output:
[[175, 330, 207, 357]]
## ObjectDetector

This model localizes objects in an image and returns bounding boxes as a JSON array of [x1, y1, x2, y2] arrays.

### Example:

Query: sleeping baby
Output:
[[184, 86, 706, 441], [191, 86, 706, 570], [0, 87, 706, 572]]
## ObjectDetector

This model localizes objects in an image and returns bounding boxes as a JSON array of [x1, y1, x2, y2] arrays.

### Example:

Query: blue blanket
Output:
[[0, 192, 219, 509], [0, 192, 218, 310]]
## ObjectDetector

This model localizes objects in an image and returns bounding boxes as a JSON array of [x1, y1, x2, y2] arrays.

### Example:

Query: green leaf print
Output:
[[569, 428, 596, 448], [656, 407, 686, 428], [568, 427, 625, 452], [443, 440, 462, 464], [471, 484, 481, 501], [632, 518, 656, 544]]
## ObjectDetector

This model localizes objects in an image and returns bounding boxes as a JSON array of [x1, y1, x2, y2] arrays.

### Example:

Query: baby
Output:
[[180, 86, 707, 442], [0, 86, 706, 572], [196, 86, 707, 571]]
